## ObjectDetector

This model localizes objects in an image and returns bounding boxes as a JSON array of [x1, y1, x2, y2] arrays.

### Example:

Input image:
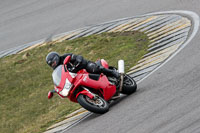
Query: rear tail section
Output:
[[100, 59, 109, 69]]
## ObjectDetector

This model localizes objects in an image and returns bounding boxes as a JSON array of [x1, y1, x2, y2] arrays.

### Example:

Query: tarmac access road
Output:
[[1, 0, 200, 133]]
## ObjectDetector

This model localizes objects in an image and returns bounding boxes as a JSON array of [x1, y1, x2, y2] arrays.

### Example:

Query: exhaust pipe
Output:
[[118, 60, 124, 92], [118, 60, 124, 74]]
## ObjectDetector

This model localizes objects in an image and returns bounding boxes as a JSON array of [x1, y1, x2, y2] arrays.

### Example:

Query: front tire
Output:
[[77, 94, 109, 114], [121, 74, 137, 94]]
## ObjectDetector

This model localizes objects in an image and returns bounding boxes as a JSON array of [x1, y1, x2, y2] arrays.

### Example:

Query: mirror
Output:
[[48, 91, 54, 99]]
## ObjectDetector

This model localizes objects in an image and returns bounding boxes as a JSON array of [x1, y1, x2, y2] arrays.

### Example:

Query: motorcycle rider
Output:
[[46, 52, 120, 93]]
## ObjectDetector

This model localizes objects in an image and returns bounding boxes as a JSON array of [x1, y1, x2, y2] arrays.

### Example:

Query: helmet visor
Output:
[[51, 60, 57, 68], [50, 56, 59, 69]]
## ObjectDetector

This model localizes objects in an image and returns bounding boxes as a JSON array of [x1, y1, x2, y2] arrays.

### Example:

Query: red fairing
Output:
[[101, 59, 109, 69], [57, 66, 74, 98], [51, 57, 117, 103], [82, 74, 116, 100], [76, 90, 94, 99]]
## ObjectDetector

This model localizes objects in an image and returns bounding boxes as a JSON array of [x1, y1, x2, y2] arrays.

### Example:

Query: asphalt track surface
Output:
[[1, 0, 200, 133]]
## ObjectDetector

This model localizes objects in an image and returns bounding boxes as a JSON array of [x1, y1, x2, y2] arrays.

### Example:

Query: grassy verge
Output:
[[0, 31, 149, 133]]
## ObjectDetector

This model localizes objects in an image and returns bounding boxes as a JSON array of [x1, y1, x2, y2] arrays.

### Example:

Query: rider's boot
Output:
[[99, 66, 120, 79]]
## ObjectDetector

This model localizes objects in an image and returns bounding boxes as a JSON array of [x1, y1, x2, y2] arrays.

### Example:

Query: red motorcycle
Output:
[[48, 56, 137, 114]]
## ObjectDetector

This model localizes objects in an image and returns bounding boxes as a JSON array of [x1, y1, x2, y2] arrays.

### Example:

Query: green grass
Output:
[[0, 31, 149, 133]]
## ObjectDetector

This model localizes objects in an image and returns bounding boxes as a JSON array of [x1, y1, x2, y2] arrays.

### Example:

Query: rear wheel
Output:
[[77, 94, 109, 114], [121, 74, 137, 94]]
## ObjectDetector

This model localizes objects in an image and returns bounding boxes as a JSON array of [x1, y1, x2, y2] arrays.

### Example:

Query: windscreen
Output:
[[52, 65, 62, 86]]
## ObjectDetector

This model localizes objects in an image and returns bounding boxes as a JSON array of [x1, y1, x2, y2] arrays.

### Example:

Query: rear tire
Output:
[[77, 94, 109, 114], [121, 74, 137, 95]]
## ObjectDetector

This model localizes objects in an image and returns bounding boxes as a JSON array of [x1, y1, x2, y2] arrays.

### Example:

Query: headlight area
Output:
[[59, 79, 73, 97]]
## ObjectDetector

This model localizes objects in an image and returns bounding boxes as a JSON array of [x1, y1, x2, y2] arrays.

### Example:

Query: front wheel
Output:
[[121, 74, 137, 95], [77, 94, 109, 114]]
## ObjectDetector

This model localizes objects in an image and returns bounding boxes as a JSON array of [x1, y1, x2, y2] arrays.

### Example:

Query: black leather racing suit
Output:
[[58, 53, 119, 78]]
